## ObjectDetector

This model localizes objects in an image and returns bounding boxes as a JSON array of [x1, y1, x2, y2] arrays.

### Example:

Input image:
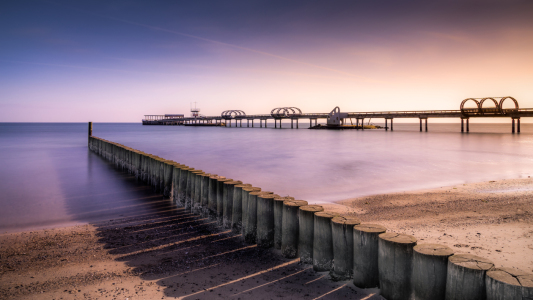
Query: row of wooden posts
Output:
[[87, 126, 531, 300]]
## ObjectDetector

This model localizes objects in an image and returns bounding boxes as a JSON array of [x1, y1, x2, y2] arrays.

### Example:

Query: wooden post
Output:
[[296, 119, 298, 129], [467, 119, 470, 132], [512, 118, 516, 133], [445, 254, 494, 300], [425, 118, 428, 132], [517, 118, 521, 133], [391, 118, 393, 131], [88, 122, 92, 146], [420, 119, 422, 132], [461, 119, 464, 132], [379, 233, 417, 300], [385, 119, 388, 130]]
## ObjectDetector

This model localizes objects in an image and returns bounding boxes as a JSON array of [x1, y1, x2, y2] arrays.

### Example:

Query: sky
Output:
[[1, 0, 533, 122]]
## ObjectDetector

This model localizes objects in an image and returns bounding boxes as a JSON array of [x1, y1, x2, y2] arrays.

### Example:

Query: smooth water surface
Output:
[[1, 122, 532, 233]]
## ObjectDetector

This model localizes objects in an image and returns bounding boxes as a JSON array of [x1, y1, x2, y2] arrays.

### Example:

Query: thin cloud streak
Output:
[[43, 1, 376, 82]]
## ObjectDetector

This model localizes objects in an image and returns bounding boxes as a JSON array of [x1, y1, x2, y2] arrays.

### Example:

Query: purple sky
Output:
[[1, 0, 532, 122]]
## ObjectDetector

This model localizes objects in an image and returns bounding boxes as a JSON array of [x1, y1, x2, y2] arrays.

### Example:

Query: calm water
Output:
[[1, 122, 533, 233]]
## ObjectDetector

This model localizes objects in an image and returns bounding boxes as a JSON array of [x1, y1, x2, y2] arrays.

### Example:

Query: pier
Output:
[[143, 96, 533, 133]]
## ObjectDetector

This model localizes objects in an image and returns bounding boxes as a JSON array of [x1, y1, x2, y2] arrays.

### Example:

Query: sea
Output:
[[1, 122, 532, 233]]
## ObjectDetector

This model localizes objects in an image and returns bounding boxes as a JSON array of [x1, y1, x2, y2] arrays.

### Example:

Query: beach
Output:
[[332, 177, 533, 273], [1, 177, 531, 299]]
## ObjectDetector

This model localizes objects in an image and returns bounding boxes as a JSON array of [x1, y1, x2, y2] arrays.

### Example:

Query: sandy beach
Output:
[[1, 178, 532, 299], [331, 177, 533, 273]]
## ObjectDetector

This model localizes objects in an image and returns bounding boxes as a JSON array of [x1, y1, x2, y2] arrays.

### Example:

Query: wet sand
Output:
[[0, 199, 380, 300], [1, 178, 531, 299]]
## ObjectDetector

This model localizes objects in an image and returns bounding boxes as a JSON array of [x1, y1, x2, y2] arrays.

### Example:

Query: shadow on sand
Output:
[[90, 154, 382, 300]]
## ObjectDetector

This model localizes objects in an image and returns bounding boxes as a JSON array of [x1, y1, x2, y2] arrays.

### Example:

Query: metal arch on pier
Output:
[[499, 96, 519, 113], [270, 107, 303, 118], [221, 110, 246, 119], [460, 96, 521, 116], [460, 98, 481, 115]]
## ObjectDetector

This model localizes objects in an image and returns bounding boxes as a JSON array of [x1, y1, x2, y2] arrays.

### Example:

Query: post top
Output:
[[284, 200, 308, 207], [487, 267, 533, 287], [413, 244, 454, 257], [300, 205, 324, 213], [250, 191, 273, 196], [258, 193, 277, 199], [449, 254, 494, 270], [379, 232, 417, 245], [274, 196, 294, 202], [354, 224, 387, 233], [235, 183, 252, 188], [217, 177, 232, 182], [224, 180, 242, 185], [314, 211, 337, 219], [243, 186, 261, 192], [331, 216, 361, 226]]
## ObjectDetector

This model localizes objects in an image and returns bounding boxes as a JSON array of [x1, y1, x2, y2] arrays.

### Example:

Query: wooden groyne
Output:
[[88, 123, 533, 299]]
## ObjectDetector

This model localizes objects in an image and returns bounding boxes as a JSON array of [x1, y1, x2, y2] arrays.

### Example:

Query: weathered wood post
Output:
[[412, 244, 454, 300], [216, 178, 232, 226], [331, 216, 360, 280], [244, 191, 272, 244], [171, 163, 182, 204], [313, 212, 337, 272], [274, 196, 294, 249], [88, 122, 92, 146], [208, 175, 223, 220], [163, 160, 174, 198], [177, 167, 193, 207], [281, 200, 308, 258], [232, 183, 251, 234], [485, 268, 533, 300], [298, 205, 324, 264], [353, 224, 387, 288], [200, 173, 212, 217], [187, 170, 203, 212], [241, 186, 261, 236], [445, 254, 494, 300], [256, 193, 279, 248], [223, 180, 242, 229], [378, 232, 417, 300], [192, 171, 206, 214]]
